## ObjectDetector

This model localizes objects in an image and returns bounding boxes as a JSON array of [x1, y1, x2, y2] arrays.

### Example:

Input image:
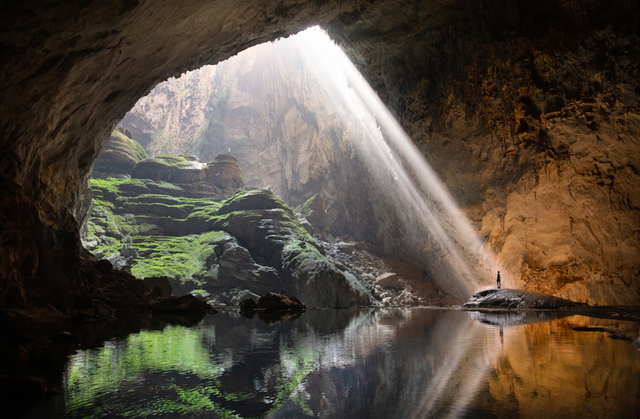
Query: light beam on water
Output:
[[293, 27, 507, 298]]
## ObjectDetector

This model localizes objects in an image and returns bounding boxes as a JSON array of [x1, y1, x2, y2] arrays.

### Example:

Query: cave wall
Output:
[[326, 0, 640, 304], [1, 0, 639, 308]]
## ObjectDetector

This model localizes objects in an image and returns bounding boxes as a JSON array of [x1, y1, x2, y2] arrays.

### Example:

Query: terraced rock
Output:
[[86, 177, 373, 308]]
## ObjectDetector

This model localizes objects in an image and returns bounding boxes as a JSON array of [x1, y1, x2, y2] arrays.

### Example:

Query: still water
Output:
[[28, 308, 640, 418]]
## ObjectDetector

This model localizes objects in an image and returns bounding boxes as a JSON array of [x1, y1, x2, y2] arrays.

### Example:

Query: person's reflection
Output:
[[499, 325, 504, 346]]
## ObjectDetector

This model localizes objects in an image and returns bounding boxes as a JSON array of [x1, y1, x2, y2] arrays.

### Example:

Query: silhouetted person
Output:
[[497, 271, 501, 289]]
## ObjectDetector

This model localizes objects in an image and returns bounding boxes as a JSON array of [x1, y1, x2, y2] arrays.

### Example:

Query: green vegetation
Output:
[[85, 176, 366, 308], [108, 129, 148, 162], [146, 154, 203, 169], [294, 194, 317, 218], [92, 129, 148, 176], [86, 177, 224, 264], [131, 231, 232, 283]]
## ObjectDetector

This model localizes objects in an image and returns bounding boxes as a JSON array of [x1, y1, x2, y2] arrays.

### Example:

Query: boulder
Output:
[[92, 128, 148, 178], [257, 292, 306, 311], [294, 194, 329, 235], [213, 188, 372, 308], [239, 298, 258, 310], [217, 242, 281, 296], [205, 154, 244, 191]]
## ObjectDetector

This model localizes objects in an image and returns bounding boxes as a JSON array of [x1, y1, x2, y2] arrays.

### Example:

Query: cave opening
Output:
[[85, 26, 493, 307]]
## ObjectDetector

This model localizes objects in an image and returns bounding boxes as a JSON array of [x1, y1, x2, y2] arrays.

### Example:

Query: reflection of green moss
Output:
[[65, 325, 243, 418], [62, 316, 325, 418]]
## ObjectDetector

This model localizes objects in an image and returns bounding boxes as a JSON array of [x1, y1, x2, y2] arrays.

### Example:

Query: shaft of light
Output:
[[295, 27, 506, 297]]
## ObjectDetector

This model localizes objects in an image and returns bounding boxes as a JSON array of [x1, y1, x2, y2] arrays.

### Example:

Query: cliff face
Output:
[[326, 1, 640, 304], [119, 38, 379, 243]]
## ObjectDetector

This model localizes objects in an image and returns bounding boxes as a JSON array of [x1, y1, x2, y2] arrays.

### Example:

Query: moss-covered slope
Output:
[[86, 179, 372, 308]]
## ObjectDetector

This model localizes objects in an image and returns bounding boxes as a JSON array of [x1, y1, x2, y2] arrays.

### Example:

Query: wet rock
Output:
[[463, 289, 588, 309], [239, 298, 258, 310], [217, 242, 281, 296], [257, 292, 307, 311], [143, 277, 173, 298], [151, 295, 211, 314]]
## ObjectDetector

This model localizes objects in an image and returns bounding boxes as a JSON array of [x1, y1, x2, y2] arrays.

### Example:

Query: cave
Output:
[[1, 1, 640, 417]]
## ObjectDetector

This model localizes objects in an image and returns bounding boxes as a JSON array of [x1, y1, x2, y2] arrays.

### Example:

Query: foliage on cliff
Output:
[[85, 175, 371, 307]]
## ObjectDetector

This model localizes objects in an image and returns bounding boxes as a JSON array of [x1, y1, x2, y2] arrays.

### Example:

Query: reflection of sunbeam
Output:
[[404, 315, 498, 419], [294, 27, 505, 299], [444, 334, 497, 419]]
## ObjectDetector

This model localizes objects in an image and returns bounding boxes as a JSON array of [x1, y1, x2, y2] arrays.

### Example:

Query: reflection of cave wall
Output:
[[1, 0, 639, 310]]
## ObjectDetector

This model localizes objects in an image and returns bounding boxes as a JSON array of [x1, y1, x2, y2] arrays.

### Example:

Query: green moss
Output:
[[294, 195, 316, 218], [107, 129, 148, 162], [130, 231, 233, 283]]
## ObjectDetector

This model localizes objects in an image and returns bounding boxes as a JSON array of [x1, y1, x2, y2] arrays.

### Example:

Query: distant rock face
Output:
[[130, 153, 244, 198], [92, 129, 148, 179], [119, 39, 376, 245]]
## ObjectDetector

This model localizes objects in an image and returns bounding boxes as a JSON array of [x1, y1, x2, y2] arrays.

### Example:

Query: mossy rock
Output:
[[85, 181, 372, 308], [92, 129, 148, 178], [218, 188, 293, 216], [131, 154, 207, 183]]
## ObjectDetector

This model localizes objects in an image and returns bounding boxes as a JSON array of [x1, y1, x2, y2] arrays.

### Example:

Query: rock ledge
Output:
[[463, 289, 587, 309]]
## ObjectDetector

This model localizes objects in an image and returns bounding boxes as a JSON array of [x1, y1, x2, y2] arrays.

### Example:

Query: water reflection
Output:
[[28, 309, 640, 418]]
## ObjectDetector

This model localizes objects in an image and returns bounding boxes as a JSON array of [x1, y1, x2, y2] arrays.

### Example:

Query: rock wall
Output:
[[326, 0, 640, 304]]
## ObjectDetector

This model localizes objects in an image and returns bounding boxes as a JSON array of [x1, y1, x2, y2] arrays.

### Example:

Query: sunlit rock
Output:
[[205, 154, 244, 192], [463, 289, 587, 309], [91, 128, 148, 179]]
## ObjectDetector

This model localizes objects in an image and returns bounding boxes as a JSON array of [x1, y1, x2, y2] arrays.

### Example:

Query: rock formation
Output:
[[85, 157, 378, 308], [91, 128, 148, 179], [129, 152, 244, 197], [119, 36, 379, 244]]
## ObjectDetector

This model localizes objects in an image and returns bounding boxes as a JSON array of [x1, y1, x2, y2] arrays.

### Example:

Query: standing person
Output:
[[497, 271, 501, 289]]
